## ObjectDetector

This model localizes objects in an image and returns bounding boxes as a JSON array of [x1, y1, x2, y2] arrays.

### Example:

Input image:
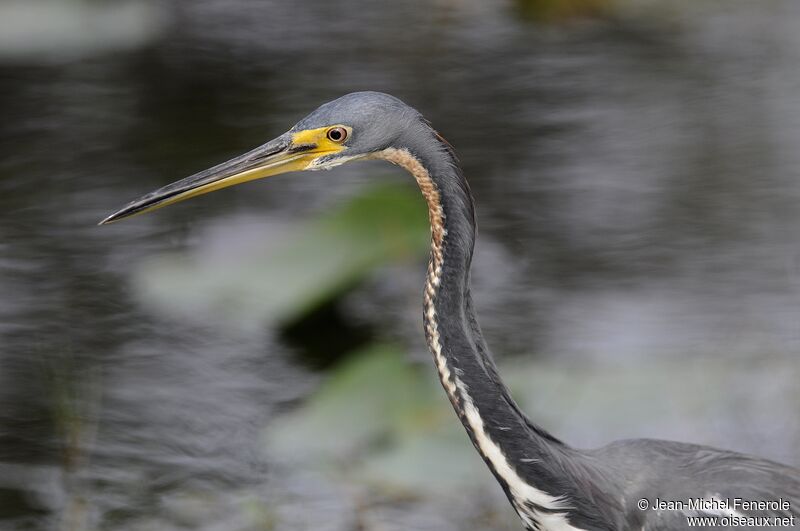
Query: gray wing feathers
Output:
[[592, 439, 799, 530]]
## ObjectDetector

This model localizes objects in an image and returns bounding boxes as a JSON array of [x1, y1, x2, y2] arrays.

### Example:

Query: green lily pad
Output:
[[263, 345, 492, 495], [264, 345, 437, 467]]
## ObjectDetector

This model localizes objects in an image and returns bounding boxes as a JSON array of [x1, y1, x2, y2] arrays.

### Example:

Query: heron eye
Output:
[[326, 127, 348, 143]]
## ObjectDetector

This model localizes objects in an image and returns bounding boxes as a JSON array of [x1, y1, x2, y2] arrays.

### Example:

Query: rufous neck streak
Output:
[[373, 147, 459, 407]]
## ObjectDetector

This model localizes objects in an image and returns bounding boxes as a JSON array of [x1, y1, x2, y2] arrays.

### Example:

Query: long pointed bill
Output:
[[99, 132, 323, 225]]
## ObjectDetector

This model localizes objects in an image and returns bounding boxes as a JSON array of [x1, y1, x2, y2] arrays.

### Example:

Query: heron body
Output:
[[102, 92, 800, 530]]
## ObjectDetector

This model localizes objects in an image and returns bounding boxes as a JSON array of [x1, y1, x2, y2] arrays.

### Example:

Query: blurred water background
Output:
[[1, 0, 799, 530]]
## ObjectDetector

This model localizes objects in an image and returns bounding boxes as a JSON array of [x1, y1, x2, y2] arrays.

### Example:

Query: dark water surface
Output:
[[1, 1, 799, 529]]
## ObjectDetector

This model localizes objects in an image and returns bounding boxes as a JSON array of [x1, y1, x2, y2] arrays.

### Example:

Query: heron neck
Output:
[[377, 145, 561, 480], [377, 142, 620, 531]]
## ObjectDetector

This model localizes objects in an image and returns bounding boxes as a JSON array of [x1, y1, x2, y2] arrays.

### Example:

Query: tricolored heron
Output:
[[102, 92, 799, 530]]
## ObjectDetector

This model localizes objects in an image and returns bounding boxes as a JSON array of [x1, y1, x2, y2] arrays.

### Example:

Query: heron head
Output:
[[99, 91, 423, 225]]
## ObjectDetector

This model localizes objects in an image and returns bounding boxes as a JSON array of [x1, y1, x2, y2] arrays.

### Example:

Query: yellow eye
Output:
[[326, 127, 348, 143]]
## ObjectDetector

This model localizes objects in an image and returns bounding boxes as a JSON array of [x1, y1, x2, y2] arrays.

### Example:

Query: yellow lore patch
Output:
[[291, 125, 351, 155]]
